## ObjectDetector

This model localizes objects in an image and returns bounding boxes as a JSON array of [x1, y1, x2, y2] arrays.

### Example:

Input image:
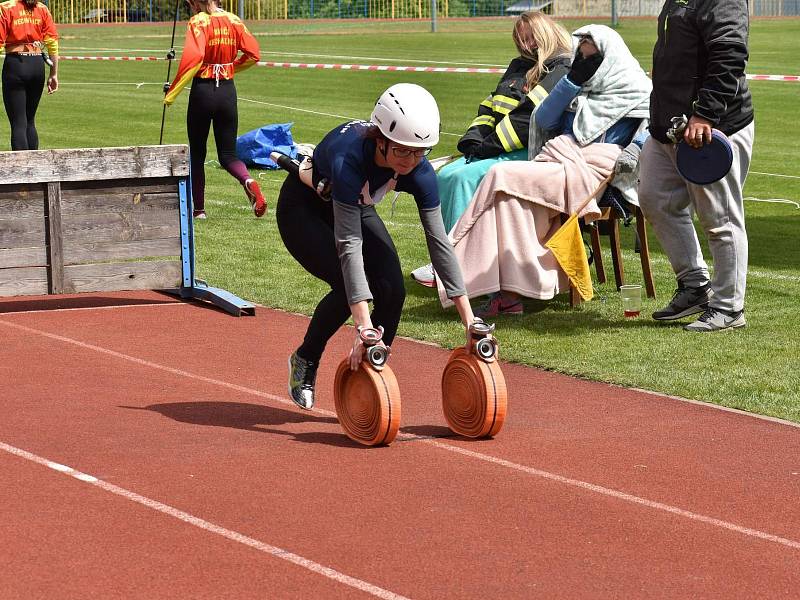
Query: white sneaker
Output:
[[410, 263, 436, 288], [684, 307, 746, 332]]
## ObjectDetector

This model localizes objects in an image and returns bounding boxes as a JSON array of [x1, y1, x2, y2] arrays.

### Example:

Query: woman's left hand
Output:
[[349, 331, 366, 371], [47, 75, 58, 94]]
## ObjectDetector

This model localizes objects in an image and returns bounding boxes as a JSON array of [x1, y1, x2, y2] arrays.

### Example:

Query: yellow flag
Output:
[[546, 214, 593, 301]]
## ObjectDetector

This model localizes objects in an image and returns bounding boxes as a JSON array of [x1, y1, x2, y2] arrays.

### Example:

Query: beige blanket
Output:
[[438, 135, 621, 307]]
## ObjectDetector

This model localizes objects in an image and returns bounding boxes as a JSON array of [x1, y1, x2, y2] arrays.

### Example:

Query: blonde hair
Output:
[[512, 12, 572, 90]]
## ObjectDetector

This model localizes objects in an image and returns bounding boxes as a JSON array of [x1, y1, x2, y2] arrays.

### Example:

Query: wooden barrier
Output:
[[0, 145, 188, 297]]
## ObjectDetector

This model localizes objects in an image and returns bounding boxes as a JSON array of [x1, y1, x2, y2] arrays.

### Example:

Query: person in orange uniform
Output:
[[0, 0, 58, 150], [164, 0, 264, 220]]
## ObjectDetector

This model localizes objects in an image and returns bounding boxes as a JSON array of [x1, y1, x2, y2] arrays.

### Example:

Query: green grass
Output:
[[3, 17, 799, 421]]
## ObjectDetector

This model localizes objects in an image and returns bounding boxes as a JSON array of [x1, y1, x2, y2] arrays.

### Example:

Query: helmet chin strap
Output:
[[380, 138, 390, 162]]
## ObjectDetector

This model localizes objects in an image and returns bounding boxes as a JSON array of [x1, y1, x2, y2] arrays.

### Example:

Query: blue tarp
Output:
[[236, 122, 297, 168]]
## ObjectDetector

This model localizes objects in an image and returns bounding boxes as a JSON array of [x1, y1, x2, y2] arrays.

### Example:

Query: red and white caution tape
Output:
[[747, 74, 800, 82], [255, 60, 506, 73], [60, 55, 162, 61], [56, 56, 800, 81]]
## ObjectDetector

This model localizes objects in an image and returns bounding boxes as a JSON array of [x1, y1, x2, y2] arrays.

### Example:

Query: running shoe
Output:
[[475, 293, 523, 318], [193, 210, 207, 220], [244, 178, 267, 217], [684, 308, 746, 332], [652, 282, 712, 320], [288, 351, 318, 410], [410, 263, 436, 288]]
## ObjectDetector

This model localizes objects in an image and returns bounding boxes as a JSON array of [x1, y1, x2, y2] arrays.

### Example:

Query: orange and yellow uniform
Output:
[[0, 0, 58, 56], [164, 9, 259, 106]]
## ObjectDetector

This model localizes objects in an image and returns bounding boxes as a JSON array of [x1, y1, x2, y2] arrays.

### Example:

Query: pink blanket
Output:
[[438, 135, 621, 306]]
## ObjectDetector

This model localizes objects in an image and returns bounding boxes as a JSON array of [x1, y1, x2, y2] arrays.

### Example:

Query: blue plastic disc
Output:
[[676, 129, 734, 185]]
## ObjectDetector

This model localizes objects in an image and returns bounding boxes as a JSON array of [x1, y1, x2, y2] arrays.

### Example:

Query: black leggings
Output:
[[2, 54, 45, 151], [186, 78, 250, 211], [276, 175, 406, 363]]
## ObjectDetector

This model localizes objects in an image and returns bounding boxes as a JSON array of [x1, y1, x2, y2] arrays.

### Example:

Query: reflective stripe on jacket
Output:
[[457, 54, 571, 159]]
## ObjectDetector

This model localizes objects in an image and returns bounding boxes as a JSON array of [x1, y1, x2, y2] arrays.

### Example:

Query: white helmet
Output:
[[370, 83, 440, 148]]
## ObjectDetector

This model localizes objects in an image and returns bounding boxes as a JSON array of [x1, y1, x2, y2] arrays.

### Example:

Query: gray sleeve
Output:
[[332, 200, 373, 305], [419, 206, 467, 298]]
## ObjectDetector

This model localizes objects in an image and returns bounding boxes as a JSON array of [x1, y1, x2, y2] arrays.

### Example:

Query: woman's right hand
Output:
[[47, 75, 58, 94]]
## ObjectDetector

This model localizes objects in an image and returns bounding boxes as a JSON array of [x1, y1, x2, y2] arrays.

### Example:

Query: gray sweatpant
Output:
[[638, 122, 754, 313]]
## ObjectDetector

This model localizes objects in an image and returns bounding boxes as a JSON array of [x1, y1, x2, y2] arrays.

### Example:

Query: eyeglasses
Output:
[[391, 145, 433, 158]]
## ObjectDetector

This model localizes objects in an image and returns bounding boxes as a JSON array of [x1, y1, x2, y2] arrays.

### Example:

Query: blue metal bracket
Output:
[[164, 175, 257, 317]]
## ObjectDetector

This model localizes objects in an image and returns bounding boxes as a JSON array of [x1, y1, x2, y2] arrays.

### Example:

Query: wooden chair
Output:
[[564, 193, 656, 307]]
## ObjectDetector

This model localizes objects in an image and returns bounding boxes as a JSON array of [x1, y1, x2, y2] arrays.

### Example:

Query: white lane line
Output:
[[0, 442, 411, 600], [0, 302, 187, 316], [2, 317, 799, 551], [745, 196, 800, 209], [416, 438, 800, 551], [750, 171, 800, 180], [0, 318, 295, 409], [238, 97, 461, 137]]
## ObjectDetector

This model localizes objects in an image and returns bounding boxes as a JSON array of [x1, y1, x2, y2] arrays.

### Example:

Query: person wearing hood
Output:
[[410, 12, 572, 289], [435, 25, 651, 318]]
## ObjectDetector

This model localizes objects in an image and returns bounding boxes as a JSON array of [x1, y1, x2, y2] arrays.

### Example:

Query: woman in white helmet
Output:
[[276, 83, 478, 410]]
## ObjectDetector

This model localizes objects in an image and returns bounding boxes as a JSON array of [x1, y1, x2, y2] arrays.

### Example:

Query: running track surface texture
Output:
[[1, 290, 799, 599]]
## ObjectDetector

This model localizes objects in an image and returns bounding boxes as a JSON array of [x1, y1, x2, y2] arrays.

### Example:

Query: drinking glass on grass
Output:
[[620, 285, 642, 318]]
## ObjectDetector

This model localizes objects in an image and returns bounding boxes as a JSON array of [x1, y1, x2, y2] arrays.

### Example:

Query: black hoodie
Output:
[[649, 0, 754, 143]]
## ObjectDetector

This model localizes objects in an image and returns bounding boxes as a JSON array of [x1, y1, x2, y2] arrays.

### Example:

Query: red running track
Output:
[[1, 291, 799, 599]]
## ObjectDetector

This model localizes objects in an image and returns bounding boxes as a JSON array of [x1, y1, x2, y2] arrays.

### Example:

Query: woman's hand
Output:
[[47, 75, 58, 94], [451, 295, 477, 350], [348, 330, 366, 371]]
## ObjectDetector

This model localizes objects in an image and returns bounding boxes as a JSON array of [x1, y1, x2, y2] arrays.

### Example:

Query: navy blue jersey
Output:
[[312, 120, 439, 210]]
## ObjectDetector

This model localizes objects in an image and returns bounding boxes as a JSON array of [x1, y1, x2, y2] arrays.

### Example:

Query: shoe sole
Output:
[[287, 355, 314, 410], [652, 303, 708, 321], [476, 306, 523, 318], [246, 182, 267, 218], [410, 275, 436, 288], [684, 320, 746, 332]]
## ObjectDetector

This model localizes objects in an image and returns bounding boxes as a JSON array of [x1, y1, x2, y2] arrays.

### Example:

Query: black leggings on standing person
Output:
[[276, 174, 406, 363], [186, 78, 251, 211], [2, 54, 45, 151]]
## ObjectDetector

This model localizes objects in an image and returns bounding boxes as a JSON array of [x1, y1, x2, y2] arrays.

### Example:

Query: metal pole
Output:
[[159, 0, 181, 145], [238, 0, 244, 17], [611, 0, 618, 26], [431, 0, 437, 31]]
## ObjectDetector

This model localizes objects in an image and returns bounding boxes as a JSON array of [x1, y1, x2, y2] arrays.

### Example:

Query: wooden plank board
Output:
[[61, 178, 178, 195], [63, 260, 182, 293], [0, 145, 189, 184], [0, 247, 47, 268], [61, 210, 180, 244], [0, 186, 45, 219], [60, 192, 179, 216], [0, 216, 47, 249], [63, 238, 181, 264], [0, 266, 48, 296], [46, 182, 65, 294]]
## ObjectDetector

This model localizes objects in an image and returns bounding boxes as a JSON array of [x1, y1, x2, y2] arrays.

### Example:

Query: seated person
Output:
[[410, 11, 571, 287], [435, 24, 651, 317]]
